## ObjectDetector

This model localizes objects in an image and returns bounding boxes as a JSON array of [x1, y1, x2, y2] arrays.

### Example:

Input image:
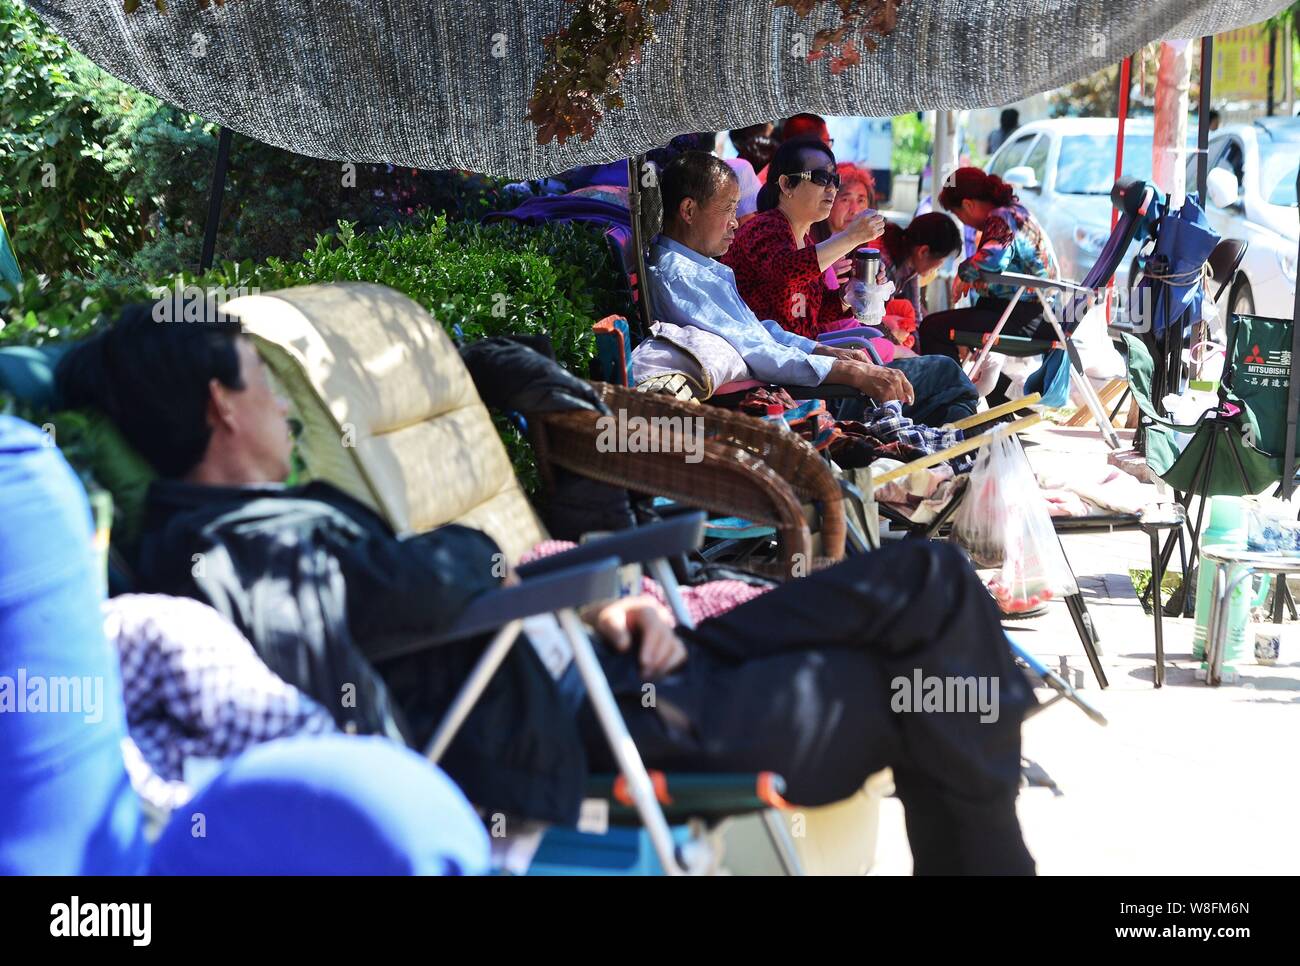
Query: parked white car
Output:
[[985, 117, 1172, 291], [1198, 118, 1299, 321]]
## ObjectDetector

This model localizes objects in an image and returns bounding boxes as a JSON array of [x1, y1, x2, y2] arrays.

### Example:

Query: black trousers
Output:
[[581, 541, 1036, 875], [920, 297, 1055, 361]]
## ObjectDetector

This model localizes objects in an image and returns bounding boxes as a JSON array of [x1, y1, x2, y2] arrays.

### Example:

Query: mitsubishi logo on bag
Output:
[[1244, 345, 1266, 364]]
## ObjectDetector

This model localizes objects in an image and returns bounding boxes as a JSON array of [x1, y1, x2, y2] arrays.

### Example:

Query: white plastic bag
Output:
[[951, 434, 1079, 612], [844, 278, 895, 326], [1070, 299, 1126, 380]]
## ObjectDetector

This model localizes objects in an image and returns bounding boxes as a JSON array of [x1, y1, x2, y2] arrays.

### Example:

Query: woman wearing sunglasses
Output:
[[720, 136, 886, 342], [721, 137, 982, 429]]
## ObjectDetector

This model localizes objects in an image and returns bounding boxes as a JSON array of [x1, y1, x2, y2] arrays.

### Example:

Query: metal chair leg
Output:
[[1270, 575, 1297, 624], [1148, 527, 1165, 688], [556, 609, 687, 875], [1068, 350, 1122, 450], [760, 810, 807, 876], [1178, 427, 1224, 617], [1144, 524, 1183, 612], [1109, 385, 1132, 424], [647, 557, 694, 629], [1065, 591, 1109, 689], [965, 289, 1024, 382], [425, 620, 525, 763], [1057, 532, 1108, 687]]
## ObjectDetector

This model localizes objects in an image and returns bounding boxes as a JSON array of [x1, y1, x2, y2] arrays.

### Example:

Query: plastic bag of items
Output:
[[952, 433, 1079, 613]]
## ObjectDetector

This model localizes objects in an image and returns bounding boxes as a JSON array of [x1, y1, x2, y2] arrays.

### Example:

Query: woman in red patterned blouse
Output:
[[720, 137, 886, 340]]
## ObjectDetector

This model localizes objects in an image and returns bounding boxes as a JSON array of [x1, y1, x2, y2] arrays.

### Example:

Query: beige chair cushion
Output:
[[222, 282, 545, 563]]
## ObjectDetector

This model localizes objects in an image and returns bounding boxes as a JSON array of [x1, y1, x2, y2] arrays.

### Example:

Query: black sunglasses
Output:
[[788, 169, 841, 190]]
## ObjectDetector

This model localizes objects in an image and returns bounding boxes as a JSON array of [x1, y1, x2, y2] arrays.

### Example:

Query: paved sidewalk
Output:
[[869, 421, 1300, 875]]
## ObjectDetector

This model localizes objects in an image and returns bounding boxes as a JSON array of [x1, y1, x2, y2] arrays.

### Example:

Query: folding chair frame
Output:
[[958, 181, 1162, 451], [963, 273, 1122, 450], [854, 404, 1110, 692], [410, 514, 804, 876]]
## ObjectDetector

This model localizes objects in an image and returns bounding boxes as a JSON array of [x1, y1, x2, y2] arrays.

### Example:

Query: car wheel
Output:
[[1229, 276, 1254, 318]]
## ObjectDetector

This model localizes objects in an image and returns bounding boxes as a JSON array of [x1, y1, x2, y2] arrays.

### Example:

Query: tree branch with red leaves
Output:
[[529, 0, 906, 145]]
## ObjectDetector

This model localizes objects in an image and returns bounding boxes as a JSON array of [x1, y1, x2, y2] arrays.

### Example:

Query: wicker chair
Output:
[[529, 382, 845, 579]]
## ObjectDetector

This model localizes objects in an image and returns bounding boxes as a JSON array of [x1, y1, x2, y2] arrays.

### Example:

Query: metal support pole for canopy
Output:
[[199, 127, 233, 274], [932, 110, 959, 200], [1284, 167, 1300, 503], [1266, 26, 1277, 117], [1113, 56, 1133, 232], [1197, 36, 1213, 203], [1107, 56, 1133, 324]]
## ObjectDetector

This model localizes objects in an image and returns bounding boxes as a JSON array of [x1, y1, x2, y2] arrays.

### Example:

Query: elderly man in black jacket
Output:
[[57, 302, 1037, 875]]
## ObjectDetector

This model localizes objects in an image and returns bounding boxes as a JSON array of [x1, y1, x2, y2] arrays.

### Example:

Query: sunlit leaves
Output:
[[528, 0, 671, 146], [777, 0, 905, 73], [529, 0, 905, 145]]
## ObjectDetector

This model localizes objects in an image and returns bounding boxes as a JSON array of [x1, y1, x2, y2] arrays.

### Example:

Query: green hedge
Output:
[[2, 0, 530, 280], [1, 216, 634, 493]]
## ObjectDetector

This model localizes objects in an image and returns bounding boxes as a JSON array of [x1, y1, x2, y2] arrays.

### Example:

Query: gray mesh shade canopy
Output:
[[30, 0, 1293, 178]]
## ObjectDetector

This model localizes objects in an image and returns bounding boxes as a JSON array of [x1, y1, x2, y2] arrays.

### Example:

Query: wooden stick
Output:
[[871, 413, 1044, 487], [1064, 378, 1126, 427], [946, 393, 1042, 432]]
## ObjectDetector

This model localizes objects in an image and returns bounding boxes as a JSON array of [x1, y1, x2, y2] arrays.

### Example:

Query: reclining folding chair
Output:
[[1104, 237, 1248, 426], [956, 178, 1160, 450], [1126, 309, 1300, 627], [527, 371, 1105, 719], [1126, 192, 1223, 409], [220, 281, 825, 874]]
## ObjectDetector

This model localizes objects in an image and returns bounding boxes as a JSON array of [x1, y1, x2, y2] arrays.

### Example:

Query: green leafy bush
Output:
[[1, 216, 634, 490], [891, 113, 932, 177], [0, 0, 145, 275], [2, 0, 529, 280]]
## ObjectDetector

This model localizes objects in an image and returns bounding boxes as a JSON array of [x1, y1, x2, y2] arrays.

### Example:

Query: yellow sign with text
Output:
[[1213, 25, 1286, 102]]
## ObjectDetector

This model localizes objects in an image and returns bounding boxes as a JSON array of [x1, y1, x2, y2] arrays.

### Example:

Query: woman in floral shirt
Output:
[[719, 137, 885, 341], [918, 167, 1061, 360]]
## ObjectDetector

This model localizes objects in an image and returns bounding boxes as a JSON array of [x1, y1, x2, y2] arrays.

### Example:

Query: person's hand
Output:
[[593, 595, 687, 680], [841, 277, 868, 315], [836, 359, 914, 405], [824, 345, 874, 364], [953, 278, 973, 301], [847, 209, 886, 245], [831, 256, 854, 283]]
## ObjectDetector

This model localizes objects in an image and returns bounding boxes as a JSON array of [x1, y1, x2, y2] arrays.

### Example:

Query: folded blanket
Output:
[[1033, 456, 1160, 516]]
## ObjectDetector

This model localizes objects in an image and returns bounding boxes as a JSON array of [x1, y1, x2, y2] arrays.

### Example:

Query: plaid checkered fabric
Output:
[[861, 400, 960, 453], [858, 400, 975, 472], [30, 1, 1287, 178], [104, 594, 336, 809]]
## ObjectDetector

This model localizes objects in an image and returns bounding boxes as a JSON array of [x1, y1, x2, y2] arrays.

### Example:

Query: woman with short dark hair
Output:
[[877, 211, 963, 320]]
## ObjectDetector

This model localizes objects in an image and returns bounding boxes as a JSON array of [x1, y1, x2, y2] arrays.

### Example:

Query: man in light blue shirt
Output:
[[637, 154, 912, 404], [647, 235, 839, 387], [636, 152, 979, 428]]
